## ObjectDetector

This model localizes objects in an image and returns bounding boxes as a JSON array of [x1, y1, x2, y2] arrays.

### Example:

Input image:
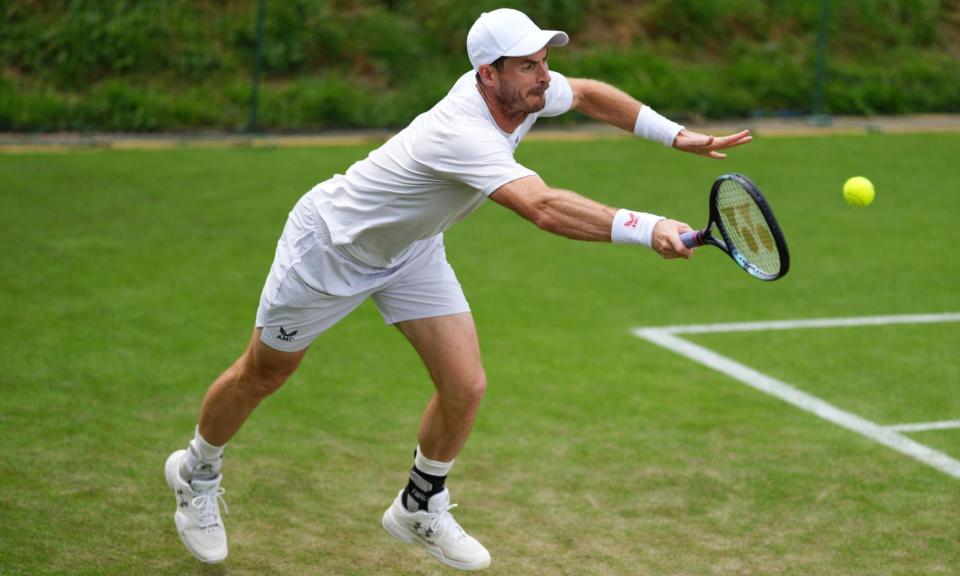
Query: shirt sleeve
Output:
[[539, 70, 574, 118], [435, 126, 538, 197]]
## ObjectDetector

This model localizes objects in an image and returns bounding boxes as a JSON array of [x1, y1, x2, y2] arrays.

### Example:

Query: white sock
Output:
[[181, 427, 225, 481], [415, 445, 454, 477], [191, 426, 225, 461]]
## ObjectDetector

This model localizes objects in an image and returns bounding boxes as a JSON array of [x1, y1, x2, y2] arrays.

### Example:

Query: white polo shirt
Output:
[[309, 70, 574, 268]]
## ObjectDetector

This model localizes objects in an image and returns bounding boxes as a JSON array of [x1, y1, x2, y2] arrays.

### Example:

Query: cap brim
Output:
[[502, 30, 568, 58]]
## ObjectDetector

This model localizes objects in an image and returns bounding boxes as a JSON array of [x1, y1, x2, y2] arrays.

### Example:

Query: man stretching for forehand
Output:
[[164, 8, 751, 571]]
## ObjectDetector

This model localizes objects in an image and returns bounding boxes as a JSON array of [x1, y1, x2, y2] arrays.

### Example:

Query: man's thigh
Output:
[[371, 236, 470, 327], [393, 312, 484, 393]]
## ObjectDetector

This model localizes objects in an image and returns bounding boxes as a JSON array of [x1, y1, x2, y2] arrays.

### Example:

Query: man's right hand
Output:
[[651, 219, 694, 259]]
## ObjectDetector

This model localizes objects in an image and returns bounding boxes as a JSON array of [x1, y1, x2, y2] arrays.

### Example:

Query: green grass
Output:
[[1, 132, 959, 575]]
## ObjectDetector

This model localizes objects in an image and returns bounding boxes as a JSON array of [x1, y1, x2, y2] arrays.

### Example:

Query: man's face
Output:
[[490, 48, 551, 116]]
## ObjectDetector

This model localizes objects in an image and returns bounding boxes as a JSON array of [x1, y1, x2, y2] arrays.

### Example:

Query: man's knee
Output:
[[234, 345, 302, 400], [445, 371, 487, 409], [467, 373, 487, 405], [237, 366, 289, 399]]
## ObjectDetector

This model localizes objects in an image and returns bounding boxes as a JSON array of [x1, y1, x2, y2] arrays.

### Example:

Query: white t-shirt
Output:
[[309, 70, 574, 268]]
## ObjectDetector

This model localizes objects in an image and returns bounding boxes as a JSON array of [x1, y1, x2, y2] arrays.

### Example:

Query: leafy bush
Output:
[[0, 0, 957, 131]]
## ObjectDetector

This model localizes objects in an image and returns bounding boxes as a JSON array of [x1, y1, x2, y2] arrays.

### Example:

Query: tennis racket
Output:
[[680, 173, 790, 281]]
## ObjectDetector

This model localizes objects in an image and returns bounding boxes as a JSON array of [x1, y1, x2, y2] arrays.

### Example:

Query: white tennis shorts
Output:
[[255, 191, 470, 352]]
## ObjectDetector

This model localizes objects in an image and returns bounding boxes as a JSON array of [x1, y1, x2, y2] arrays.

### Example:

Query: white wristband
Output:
[[634, 105, 685, 147], [611, 209, 664, 248]]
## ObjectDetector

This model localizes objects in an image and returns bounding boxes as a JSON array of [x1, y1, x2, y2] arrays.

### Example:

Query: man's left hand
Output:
[[673, 129, 752, 159]]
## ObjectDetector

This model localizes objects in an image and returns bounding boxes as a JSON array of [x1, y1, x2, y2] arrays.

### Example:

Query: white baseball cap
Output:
[[466, 8, 569, 69]]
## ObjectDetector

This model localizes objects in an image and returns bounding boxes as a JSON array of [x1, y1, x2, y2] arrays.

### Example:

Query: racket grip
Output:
[[680, 230, 704, 248]]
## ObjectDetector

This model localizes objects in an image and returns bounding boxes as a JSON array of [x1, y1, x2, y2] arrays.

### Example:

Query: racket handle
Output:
[[680, 230, 704, 248]]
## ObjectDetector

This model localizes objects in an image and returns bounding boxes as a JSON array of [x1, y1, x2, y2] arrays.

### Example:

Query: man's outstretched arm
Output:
[[489, 175, 693, 260], [567, 78, 752, 158]]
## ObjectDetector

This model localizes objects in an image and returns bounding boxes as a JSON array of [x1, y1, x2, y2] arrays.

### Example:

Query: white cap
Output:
[[466, 9, 569, 69]]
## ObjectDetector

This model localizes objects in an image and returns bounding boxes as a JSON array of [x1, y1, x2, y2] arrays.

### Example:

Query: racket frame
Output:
[[690, 173, 790, 281]]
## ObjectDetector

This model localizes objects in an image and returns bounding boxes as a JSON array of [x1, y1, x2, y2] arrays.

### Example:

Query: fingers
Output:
[[717, 130, 752, 148], [715, 129, 749, 141], [670, 222, 694, 258], [677, 129, 751, 159], [707, 130, 751, 148], [653, 220, 694, 259], [669, 233, 693, 259], [697, 129, 752, 159]]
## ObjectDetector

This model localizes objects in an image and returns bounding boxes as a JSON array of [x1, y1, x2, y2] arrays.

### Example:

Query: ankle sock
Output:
[[181, 426, 225, 481]]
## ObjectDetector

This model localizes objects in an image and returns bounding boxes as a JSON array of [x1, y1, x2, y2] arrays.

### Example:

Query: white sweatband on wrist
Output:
[[634, 105, 685, 147], [611, 209, 664, 248]]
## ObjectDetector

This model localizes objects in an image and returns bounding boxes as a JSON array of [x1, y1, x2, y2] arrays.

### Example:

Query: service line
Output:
[[632, 312, 960, 480], [884, 420, 960, 433]]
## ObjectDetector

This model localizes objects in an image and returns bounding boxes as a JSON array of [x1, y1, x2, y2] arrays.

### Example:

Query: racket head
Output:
[[708, 173, 790, 281]]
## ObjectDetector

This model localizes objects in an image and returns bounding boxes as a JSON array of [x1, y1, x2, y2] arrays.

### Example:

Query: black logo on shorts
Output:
[[277, 327, 298, 342]]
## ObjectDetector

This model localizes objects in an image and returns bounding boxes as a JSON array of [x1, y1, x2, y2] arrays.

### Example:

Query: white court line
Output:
[[885, 420, 960, 433], [632, 313, 960, 480], [638, 312, 960, 335]]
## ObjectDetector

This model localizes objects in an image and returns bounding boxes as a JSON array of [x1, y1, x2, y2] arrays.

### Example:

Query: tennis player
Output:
[[164, 8, 751, 571]]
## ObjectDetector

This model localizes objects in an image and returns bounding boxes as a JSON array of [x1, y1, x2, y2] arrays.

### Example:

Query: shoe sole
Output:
[[381, 505, 490, 571], [165, 450, 227, 564]]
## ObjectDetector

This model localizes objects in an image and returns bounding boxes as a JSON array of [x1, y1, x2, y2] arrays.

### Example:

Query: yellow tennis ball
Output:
[[843, 176, 875, 207]]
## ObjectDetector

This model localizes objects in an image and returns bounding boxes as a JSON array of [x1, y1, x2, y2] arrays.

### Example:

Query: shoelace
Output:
[[428, 503, 468, 541], [192, 487, 228, 529]]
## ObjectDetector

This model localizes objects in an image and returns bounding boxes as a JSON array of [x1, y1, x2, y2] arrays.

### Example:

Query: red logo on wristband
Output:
[[624, 212, 638, 228]]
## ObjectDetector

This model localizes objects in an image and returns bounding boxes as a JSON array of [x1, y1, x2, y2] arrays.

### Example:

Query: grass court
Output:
[[1, 131, 958, 575]]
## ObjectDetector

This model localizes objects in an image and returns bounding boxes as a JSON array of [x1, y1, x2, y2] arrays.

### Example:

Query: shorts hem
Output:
[[380, 305, 472, 326], [259, 326, 313, 352]]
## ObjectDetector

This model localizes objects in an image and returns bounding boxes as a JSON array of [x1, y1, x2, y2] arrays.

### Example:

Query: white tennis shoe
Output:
[[164, 449, 228, 564], [382, 488, 491, 571]]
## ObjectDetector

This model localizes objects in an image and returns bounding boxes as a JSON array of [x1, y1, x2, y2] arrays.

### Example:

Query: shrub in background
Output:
[[0, 0, 956, 132]]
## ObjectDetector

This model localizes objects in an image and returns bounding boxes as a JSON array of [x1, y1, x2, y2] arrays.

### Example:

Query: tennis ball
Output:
[[843, 176, 875, 207]]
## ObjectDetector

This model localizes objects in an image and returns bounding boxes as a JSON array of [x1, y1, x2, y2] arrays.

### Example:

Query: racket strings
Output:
[[716, 180, 781, 275]]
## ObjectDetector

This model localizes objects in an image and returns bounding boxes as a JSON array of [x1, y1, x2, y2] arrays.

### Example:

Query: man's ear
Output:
[[477, 65, 498, 88]]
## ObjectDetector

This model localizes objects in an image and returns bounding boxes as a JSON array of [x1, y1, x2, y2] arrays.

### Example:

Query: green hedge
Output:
[[1, 0, 958, 132]]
